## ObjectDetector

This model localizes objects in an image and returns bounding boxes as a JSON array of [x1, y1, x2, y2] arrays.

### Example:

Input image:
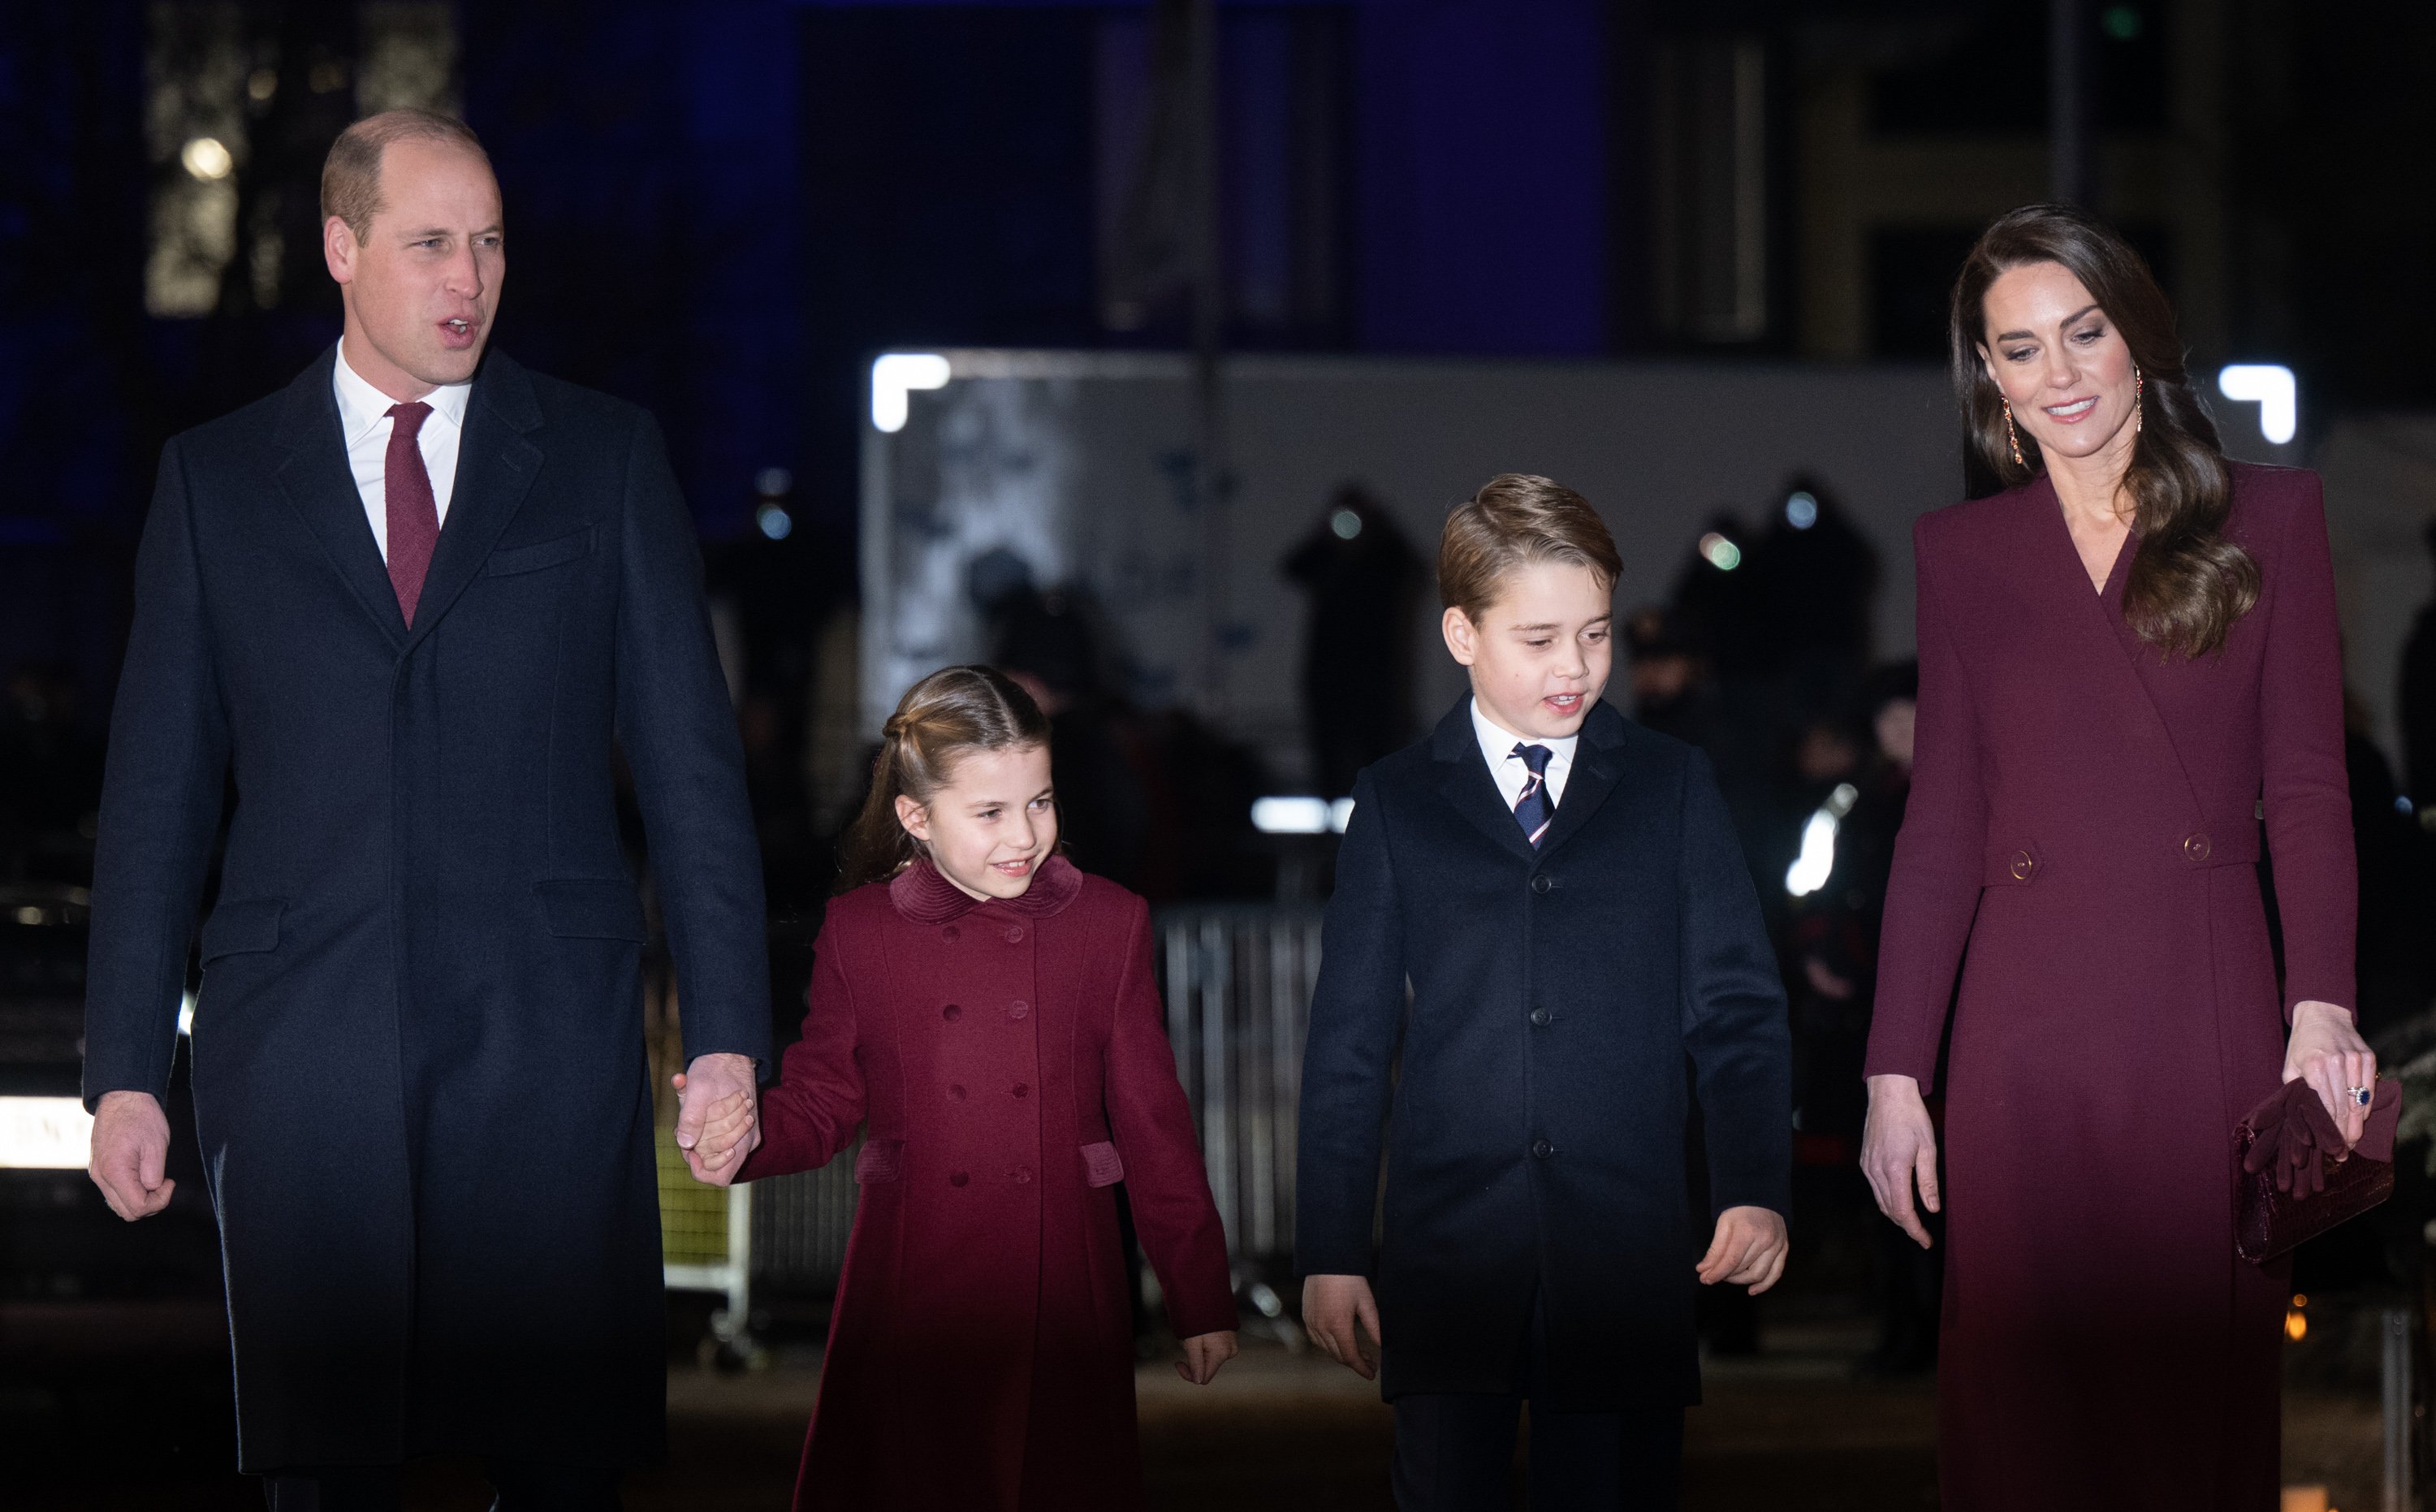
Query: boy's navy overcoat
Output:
[[1296, 698, 1790, 1410], [82, 348, 770, 1471]]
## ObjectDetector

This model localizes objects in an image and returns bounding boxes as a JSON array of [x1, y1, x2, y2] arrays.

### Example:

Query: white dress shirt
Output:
[[1471, 697, 1578, 811], [333, 338, 471, 563]]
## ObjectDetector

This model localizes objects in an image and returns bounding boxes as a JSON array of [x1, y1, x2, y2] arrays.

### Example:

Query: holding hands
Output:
[[670, 1051, 761, 1185]]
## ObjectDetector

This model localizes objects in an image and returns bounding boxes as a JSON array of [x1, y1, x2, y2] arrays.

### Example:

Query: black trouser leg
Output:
[[485, 1458, 624, 1512], [1524, 1404, 1685, 1511], [1391, 1390, 1525, 1512], [261, 1466, 404, 1512]]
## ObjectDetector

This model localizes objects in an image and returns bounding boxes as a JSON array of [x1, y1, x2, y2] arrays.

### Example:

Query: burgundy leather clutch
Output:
[[2234, 1079, 2401, 1265]]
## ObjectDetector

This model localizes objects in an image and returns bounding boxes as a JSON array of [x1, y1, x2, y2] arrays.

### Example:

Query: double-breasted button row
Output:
[[946, 1167, 1033, 1187], [946, 1000, 1032, 1022]]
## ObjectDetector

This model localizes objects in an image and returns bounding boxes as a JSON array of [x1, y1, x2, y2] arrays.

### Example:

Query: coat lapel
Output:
[[400, 351, 544, 655], [2030, 477, 2205, 823], [1429, 699, 1539, 866], [1535, 702, 1626, 860], [272, 348, 408, 650]]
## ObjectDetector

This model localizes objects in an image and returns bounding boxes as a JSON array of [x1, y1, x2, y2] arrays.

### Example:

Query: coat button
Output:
[[948, 1083, 965, 1101], [2010, 850, 2035, 881], [942, 1003, 961, 1022], [949, 1171, 969, 1187], [1013, 1082, 1029, 1099], [2183, 832, 2212, 862], [1531, 1138, 1554, 1159], [1013, 1165, 1034, 1184], [942, 925, 958, 942], [1529, 1007, 1551, 1027], [1005, 924, 1025, 944], [1009, 1000, 1030, 1021], [1531, 875, 1553, 895]]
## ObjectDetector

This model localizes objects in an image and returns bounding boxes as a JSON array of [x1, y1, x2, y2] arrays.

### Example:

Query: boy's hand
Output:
[[1302, 1273, 1383, 1380], [1697, 1206, 1788, 1294], [671, 1054, 760, 1185], [1176, 1329, 1238, 1385]]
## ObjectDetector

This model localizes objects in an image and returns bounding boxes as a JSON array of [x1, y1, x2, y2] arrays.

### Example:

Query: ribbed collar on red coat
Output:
[[887, 853, 1085, 925]]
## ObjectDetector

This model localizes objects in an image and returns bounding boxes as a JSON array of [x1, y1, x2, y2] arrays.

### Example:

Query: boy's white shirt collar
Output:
[[1470, 696, 1578, 810]]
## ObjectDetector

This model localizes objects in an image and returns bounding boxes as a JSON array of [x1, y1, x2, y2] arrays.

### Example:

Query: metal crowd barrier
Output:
[[730, 902, 1325, 1297]]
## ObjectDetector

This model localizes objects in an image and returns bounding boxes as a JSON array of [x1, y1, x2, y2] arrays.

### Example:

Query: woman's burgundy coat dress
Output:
[[1865, 464, 2356, 1510], [738, 856, 1237, 1511]]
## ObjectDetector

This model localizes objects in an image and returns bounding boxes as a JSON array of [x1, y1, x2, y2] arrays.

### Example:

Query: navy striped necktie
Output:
[[1511, 742, 1555, 848]]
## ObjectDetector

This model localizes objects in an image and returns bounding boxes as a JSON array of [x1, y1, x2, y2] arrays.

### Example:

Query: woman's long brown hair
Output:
[[835, 665, 1052, 894], [1950, 204, 2259, 658]]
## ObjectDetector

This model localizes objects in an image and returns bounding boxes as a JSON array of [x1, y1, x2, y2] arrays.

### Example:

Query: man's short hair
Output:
[[321, 109, 491, 244], [1437, 473, 1622, 625]]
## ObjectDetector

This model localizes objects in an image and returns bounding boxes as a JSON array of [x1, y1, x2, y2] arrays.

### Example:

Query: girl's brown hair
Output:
[[1950, 204, 2258, 659], [836, 665, 1052, 893]]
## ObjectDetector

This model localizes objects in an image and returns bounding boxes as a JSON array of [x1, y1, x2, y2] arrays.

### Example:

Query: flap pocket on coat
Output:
[[486, 527, 594, 577], [1081, 1141, 1125, 1188], [854, 1139, 903, 1184], [200, 898, 283, 963], [533, 878, 646, 942]]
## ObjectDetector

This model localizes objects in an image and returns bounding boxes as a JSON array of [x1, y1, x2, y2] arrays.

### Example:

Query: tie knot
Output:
[[386, 400, 432, 440], [1513, 742, 1553, 775]]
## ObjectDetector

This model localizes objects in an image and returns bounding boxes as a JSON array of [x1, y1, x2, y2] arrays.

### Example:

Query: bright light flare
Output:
[[1699, 532, 1742, 571], [870, 353, 952, 433], [2217, 364, 2296, 446], [180, 136, 234, 181], [1785, 783, 1859, 897], [1251, 797, 1355, 835], [0, 1096, 94, 1170]]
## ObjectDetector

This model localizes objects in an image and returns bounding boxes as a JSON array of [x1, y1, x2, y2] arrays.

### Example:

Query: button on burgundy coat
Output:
[[739, 857, 1237, 1511], [1865, 465, 2356, 1510]]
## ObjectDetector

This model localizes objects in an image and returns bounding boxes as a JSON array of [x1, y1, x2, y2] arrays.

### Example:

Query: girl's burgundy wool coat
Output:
[[739, 856, 1237, 1511]]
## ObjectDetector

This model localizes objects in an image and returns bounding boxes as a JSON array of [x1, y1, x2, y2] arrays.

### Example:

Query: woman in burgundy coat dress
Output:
[[727, 667, 1239, 1511], [1859, 206, 2375, 1510]]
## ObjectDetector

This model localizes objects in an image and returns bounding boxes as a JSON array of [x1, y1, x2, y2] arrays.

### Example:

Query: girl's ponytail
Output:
[[835, 665, 1052, 893]]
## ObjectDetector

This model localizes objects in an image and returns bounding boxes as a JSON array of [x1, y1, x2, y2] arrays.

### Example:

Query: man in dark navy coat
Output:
[[81, 110, 768, 1510], [1298, 476, 1790, 1509]]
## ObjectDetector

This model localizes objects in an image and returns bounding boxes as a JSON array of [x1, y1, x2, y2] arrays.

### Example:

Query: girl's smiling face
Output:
[[895, 742, 1058, 901]]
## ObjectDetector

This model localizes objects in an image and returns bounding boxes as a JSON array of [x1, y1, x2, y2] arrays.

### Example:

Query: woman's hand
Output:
[[1862, 1074, 1940, 1250], [1176, 1329, 1237, 1385], [2285, 1000, 2376, 1149]]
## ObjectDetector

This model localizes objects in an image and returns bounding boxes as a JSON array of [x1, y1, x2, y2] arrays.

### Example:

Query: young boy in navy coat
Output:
[[1297, 475, 1792, 1509]]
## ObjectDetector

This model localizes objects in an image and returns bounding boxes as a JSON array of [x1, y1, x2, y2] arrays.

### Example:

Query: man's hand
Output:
[[1302, 1273, 1383, 1380], [1176, 1329, 1238, 1385], [671, 1052, 759, 1186], [2286, 1000, 2377, 1149], [1697, 1205, 1789, 1294], [1862, 1073, 1940, 1250], [89, 1090, 175, 1221]]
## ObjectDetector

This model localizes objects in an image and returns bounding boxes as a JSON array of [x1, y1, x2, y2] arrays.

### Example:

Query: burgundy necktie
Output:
[[384, 400, 439, 627]]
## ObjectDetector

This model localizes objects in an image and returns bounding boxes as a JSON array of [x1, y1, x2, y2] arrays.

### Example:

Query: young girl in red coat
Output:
[[688, 664, 1238, 1511]]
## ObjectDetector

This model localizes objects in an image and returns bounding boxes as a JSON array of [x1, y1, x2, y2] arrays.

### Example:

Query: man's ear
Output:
[[893, 793, 931, 844], [1441, 606, 1479, 668], [323, 215, 359, 286]]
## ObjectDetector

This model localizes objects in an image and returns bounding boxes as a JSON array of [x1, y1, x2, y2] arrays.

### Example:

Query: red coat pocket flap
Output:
[[853, 1139, 902, 1184], [1080, 1142, 1125, 1188]]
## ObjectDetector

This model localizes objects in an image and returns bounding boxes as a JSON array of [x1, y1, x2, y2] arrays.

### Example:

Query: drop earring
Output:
[[2134, 365, 2144, 434], [2003, 397, 2026, 469]]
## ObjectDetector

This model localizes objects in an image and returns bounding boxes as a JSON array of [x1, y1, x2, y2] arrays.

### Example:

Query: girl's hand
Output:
[[1862, 1074, 1940, 1250], [2286, 1000, 2377, 1149], [1176, 1329, 1237, 1385]]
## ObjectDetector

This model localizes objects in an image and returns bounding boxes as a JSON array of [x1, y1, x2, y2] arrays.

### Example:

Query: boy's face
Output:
[[1441, 559, 1613, 741]]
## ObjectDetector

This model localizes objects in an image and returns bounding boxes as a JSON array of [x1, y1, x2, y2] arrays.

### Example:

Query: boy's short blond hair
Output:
[[1437, 473, 1622, 624]]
